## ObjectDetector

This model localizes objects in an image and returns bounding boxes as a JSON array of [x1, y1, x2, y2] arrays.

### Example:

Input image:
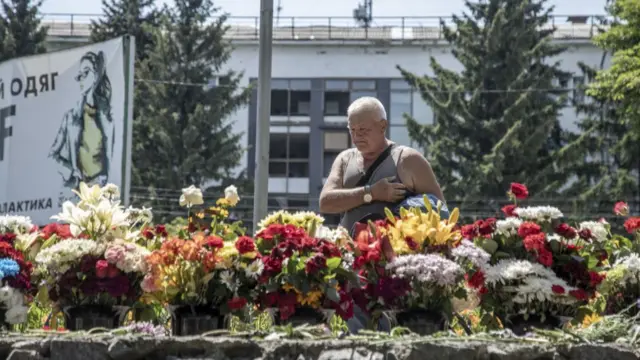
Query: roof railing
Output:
[[42, 13, 608, 41]]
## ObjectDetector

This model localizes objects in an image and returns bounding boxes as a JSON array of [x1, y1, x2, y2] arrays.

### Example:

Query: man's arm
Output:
[[398, 148, 445, 203], [319, 150, 367, 214]]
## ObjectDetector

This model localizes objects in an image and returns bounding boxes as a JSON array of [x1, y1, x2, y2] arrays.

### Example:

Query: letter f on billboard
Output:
[[0, 105, 16, 162]]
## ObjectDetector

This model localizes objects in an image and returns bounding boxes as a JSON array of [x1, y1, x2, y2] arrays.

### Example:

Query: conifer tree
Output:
[[133, 0, 251, 191], [399, 0, 571, 203], [90, 0, 161, 62], [0, 0, 47, 62]]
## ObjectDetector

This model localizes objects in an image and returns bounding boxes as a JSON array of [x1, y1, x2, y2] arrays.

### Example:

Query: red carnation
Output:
[[555, 223, 577, 239], [142, 228, 154, 239], [523, 233, 546, 252], [206, 236, 224, 249], [305, 254, 327, 274], [624, 217, 640, 234], [551, 285, 565, 294], [466, 271, 485, 289], [478, 218, 496, 236], [227, 297, 248, 310], [461, 224, 479, 239], [95, 260, 109, 279], [614, 201, 629, 216], [537, 248, 553, 267], [155, 224, 168, 237], [589, 271, 606, 287], [235, 236, 256, 254], [518, 222, 542, 238], [509, 183, 529, 199], [501, 204, 517, 217]]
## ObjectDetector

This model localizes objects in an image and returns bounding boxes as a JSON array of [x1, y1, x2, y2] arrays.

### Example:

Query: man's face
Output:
[[348, 111, 387, 153]]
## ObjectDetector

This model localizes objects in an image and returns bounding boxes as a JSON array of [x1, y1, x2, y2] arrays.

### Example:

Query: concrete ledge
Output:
[[0, 335, 639, 360]]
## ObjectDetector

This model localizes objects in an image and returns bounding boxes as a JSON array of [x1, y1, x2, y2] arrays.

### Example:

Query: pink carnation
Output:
[[141, 274, 159, 293], [105, 245, 125, 264]]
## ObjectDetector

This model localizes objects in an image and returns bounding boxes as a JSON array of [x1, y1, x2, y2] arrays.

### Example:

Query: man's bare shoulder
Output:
[[335, 148, 356, 163], [398, 146, 427, 163]]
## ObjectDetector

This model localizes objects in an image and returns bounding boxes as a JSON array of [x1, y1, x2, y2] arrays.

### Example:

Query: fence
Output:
[[129, 186, 639, 231], [42, 13, 606, 41]]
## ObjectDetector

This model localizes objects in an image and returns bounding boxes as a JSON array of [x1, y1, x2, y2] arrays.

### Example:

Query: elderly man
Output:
[[319, 96, 445, 232]]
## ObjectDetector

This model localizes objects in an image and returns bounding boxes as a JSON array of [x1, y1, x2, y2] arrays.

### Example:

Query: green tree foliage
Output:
[[133, 0, 251, 194], [584, 0, 640, 199], [89, 0, 161, 62], [398, 0, 572, 204], [0, 0, 47, 62]]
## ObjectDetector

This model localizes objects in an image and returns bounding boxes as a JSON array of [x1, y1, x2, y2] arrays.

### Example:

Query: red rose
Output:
[[555, 223, 577, 239], [305, 254, 327, 274], [523, 233, 546, 252], [537, 249, 553, 267], [142, 228, 154, 239], [227, 297, 248, 310], [624, 217, 640, 234], [95, 260, 109, 279], [578, 229, 592, 241], [155, 224, 168, 237], [477, 218, 496, 236], [461, 224, 479, 239], [614, 201, 629, 216], [206, 236, 224, 249], [551, 285, 565, 294], [518, 222, 542, 238], [235, 236, 256, 254], [501, 204, 517, 217], [589, 271, 605, 287], [262, 256, 283, 274], [509, 183, 529, 199]]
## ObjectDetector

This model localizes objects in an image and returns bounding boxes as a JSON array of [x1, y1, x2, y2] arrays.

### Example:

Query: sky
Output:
[[40, 0, 608, 24]]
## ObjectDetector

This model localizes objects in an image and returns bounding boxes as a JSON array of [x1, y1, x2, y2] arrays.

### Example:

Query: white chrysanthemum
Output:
[[219, 270, 238, 292], [101, 183, 120, 200], [35, 239, 106, 276], [386, 254, 462, 287], [451, 239, 491, 269], [578, 221, 608, 242], [0, 215, 33, 235], [511, 276, 577, 305], [494, 217, 522, 237], [514, 206, 563, 222], [484, 259, 557, 285]]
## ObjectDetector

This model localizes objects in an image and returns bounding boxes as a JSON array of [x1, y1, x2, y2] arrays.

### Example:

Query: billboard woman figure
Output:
[[49, 50, 114, 188]]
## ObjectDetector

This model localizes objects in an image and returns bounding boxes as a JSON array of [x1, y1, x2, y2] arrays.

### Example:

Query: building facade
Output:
[[45, 14, 609, 219]]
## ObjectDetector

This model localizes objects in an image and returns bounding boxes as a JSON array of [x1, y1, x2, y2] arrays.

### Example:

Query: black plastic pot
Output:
[[63, 305, 128, 331], [170, 305, 225, 336], [395, 309, 446, 336], [507, 313, 561, 336]]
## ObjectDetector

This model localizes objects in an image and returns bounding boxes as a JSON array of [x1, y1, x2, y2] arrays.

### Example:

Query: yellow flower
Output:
[[218, 242, 239, 259], [216, 198, 230, 207], [282, 283, 298, 293], [581, 313, 603, 328], [298, 290, 323, 308]]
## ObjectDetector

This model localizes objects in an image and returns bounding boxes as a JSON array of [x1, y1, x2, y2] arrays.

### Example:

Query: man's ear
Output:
[[380, 119, 388, 133]]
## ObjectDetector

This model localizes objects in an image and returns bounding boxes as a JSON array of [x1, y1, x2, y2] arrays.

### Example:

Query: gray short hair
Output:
[[347, 96, 387, 122]]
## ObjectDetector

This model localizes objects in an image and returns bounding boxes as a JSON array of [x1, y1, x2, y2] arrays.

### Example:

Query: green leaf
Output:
[[481, 239, 499, 254], [326, 257, 341, 270]]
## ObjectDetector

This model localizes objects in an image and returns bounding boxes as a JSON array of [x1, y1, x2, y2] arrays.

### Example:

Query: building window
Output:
[[323, 131, 350, 177], [268, 133, 310, 177], [389, 91, 412, 125], [323, 79, 378, 116], [270, 79, 311, 116]]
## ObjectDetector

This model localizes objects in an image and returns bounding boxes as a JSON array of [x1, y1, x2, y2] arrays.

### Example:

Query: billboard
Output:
[[0, 36, 135, 224]]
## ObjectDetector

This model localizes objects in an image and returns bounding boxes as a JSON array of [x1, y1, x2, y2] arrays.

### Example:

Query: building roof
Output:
[[44, 14, 605, 42]]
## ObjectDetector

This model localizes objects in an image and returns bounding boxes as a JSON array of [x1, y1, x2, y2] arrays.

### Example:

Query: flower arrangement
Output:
[[598, 253, 640, 314], [142, 184, 260, 319], [0, 215, 34, 326], [465, 183, 608, 321], [33, 183, 151, 309], [254, 223, 356, 321], [142, 232, 262, 314]]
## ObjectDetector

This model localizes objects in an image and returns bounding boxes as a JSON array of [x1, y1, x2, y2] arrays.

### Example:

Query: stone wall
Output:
[[1, 335, 639, 360]]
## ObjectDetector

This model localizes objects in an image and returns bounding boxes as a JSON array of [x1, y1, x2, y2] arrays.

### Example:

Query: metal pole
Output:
[[252, 0, 274, 230]]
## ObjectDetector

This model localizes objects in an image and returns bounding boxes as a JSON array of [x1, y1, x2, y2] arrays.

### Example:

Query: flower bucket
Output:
[[393, 309, 446, 336], [169, 305, 225, 336], [62, 305, 130, 331], [272, 307, 333, 327], [506, 313, 562, 336]]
